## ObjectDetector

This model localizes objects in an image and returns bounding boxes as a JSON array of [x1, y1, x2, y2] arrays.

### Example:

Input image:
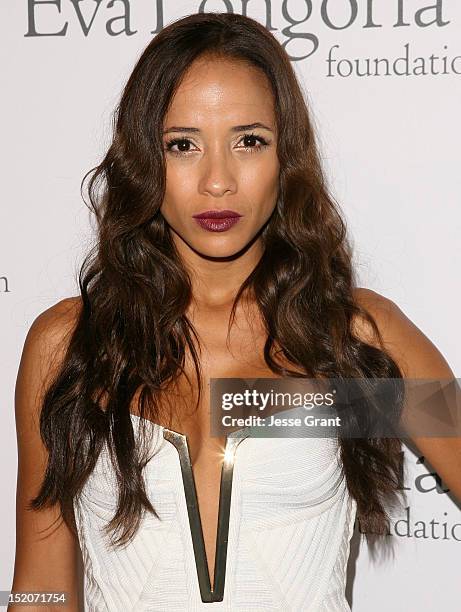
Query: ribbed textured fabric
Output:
[[74, 413, 357, 611]]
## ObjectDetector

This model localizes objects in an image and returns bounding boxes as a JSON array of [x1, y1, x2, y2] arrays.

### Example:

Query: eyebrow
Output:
[[162, 122, 273, 134]]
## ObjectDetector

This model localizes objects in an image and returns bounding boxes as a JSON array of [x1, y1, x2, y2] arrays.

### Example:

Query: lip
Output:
[[193, 216, 242, 232], [192, 209, 243, 219]]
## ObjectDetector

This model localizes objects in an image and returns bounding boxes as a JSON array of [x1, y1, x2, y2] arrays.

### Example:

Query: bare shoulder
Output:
[[351, 287, 454, 379], [24, 296, 82, 364], [17, 296, 83, 416], [351, 289, 461, 504], [27, 296, 82, 346]]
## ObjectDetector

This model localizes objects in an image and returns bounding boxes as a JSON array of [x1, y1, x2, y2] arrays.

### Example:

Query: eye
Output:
[[164, 137, 197, 157], [237, 132, 270, 154], [163, 132, 271, 158]]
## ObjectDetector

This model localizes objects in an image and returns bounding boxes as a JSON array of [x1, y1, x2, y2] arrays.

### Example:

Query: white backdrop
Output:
[[1, 1, 460, 610]]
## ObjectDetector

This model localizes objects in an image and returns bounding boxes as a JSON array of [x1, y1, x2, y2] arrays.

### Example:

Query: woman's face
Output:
[[160, 55, 280, 259]]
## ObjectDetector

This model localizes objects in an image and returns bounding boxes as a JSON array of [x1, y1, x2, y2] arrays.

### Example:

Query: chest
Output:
[[131, 313, 302, 462]]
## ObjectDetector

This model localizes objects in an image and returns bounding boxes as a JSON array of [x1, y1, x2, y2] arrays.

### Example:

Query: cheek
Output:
[[162, 165, 196, 219], [241, 158, 280, 209]]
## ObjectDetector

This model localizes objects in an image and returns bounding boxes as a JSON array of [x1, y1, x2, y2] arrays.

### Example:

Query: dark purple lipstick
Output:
[[192, 209, 243, 232]]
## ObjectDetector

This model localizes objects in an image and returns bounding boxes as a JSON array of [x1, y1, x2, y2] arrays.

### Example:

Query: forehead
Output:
[[164, 56, 276, 127]]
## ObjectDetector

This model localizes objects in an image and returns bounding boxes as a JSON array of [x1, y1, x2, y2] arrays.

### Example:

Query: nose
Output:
[[198, 149, 237, 198]]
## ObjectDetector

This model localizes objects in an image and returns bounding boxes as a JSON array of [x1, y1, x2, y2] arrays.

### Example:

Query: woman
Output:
[[10, 11, 460, 612]]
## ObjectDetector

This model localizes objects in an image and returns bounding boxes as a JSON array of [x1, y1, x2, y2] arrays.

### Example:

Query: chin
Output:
[[191, 237, 249, 259], [197, 245, 246, 259]]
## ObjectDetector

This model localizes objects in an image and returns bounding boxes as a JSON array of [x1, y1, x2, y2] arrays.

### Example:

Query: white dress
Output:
[[74, 413, 357, 611]]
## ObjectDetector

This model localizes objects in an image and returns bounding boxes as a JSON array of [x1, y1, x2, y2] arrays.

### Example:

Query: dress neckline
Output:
[[129, 411, 251, 440]]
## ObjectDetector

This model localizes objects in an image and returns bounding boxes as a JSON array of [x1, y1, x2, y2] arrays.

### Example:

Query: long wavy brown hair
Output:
[[31, 11, 405, 547]]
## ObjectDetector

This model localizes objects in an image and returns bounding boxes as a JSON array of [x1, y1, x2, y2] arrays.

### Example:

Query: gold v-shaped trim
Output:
[[162, 427, 250, 603]]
